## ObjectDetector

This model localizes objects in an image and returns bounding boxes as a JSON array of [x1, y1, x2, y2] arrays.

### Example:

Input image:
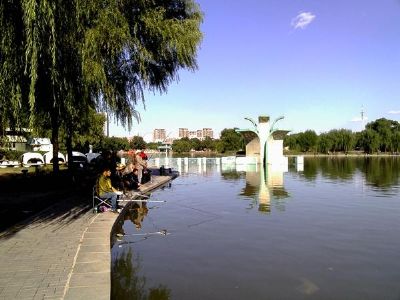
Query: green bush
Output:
[[0, 150, 25, 161]]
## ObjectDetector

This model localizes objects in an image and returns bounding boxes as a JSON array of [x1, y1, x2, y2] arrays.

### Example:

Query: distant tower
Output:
[[360, 106, 366, 130]]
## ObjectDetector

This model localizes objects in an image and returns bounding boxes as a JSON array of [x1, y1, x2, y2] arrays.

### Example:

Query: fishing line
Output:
[[173, 202, 222, 218], [186, 216, 219, 228]]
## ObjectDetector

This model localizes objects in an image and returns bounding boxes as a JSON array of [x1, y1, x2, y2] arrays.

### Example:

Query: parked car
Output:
[[20, 152, 44, 167], [43, 152, 66, 164], [66, 151, 87, 168], [86, 152, 101, 164]]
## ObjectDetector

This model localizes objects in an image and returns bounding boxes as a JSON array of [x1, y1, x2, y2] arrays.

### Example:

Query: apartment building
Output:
[[202, 128, 214, 139], [160, 127, 214, 141], [179, 128, 189, 138], [153, 129, 166, 142], [188, 131, 197, 139], [177, 127, 214, 140]]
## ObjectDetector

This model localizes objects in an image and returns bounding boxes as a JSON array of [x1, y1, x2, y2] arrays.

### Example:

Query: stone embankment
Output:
[[0, 174, 174, 300]]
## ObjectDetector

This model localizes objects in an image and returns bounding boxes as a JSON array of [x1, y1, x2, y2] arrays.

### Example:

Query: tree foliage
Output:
[[146, 142, 161, 150], [218, 129, 244, 153], [360, 129, 380, 154], [317, 133, 333, 154], [365, 118, 400, 152], [202, 136, 215, 151], [285, 119, 400, 154], [0, 0, 203, 172], [172, 137, 192, 153], [130, 136, 146, 150], [298, 130, 318, 152], [101, 136, 130, 152]]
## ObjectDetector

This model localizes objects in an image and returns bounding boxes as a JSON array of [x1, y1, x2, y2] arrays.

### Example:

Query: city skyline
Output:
[[148, 127, 214, 143], [109, 0, 400, 139]]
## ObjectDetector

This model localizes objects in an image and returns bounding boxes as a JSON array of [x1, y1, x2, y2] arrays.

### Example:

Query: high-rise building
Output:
[[164, 137, 175, 144], [179, 128, 189, 138], [178, 127, 214, 140], [188, 131, 197, 139], [153, 129, 166, 142], [202, 128, 213, 139]]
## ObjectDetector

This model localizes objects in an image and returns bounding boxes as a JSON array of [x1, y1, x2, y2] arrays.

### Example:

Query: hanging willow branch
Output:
[[1, 0, 203, 171]]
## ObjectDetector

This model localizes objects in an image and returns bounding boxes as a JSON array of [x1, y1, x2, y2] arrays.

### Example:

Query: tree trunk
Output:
[[66, 122, 73, 172], [51, 113, 60, 174]]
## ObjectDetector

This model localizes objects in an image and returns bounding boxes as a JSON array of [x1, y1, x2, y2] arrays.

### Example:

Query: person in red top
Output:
[[135, 150, 147, 184], [139, 149, 148, 160]]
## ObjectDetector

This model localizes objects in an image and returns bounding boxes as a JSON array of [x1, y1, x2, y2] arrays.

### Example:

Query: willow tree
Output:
[[0, 0, 203, 172]]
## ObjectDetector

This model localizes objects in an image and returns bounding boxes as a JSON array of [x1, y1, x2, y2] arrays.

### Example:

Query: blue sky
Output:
[[110, 0, 400, 141]]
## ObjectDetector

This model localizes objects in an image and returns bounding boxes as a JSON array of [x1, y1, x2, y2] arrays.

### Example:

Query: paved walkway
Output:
[[0, 175, 172, 300]]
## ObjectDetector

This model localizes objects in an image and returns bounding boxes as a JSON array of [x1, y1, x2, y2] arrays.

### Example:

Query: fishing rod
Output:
[[118, 198, 166, 203], [120, 192, 150, 198], [116, 229, 169, 237], [115, 231, 169, 247], [130, 199, 166, 203]]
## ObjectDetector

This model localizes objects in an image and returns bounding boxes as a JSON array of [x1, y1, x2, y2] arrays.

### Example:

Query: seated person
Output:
[[141, 167, 151, 184], [113, 163, 126, 190], [122, 164, 141, 191], [98, 167, 122, 211]]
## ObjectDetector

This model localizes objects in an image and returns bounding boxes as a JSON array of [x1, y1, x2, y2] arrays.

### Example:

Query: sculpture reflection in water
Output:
[[240, 164, 289, 213], [175, 158, 291, 213]]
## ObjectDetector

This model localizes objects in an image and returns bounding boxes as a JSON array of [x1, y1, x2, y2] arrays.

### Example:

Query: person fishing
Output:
[[122, 165, 141, 191], [97, 166, 122, 212], [135, 150, 147, 184]]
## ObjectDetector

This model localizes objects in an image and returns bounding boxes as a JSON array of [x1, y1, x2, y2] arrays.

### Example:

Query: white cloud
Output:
[[388, 110, 400, 114], [291, 12, 316, 29]]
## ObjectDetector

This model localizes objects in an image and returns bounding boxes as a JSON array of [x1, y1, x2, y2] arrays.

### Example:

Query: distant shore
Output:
[[284, 152, 400, 157]]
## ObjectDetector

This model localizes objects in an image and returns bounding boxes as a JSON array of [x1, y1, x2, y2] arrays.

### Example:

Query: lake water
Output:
[[111, 157, 400, 300]]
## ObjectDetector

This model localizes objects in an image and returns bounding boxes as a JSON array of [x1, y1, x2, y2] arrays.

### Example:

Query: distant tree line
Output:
[[5, 117, 399, 157], [284, 118, 400, 154], [68, 127, 245, 154], [172, 129, 244, 153], [72, 127, 245, 154]]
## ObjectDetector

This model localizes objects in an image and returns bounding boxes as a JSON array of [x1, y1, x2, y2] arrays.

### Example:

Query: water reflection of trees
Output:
[[220, 157, 399, 213], [360, 157, 400, 189], [111, 249, 171, 300], [302, 157, 400, 189], [221, 170, 245, 180]]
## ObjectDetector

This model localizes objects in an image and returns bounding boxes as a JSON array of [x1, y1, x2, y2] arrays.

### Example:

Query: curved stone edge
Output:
[[63, 175, 174, 300]]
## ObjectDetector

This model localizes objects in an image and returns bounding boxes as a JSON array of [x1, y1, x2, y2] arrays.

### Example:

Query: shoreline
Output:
[[285, 153, 400, 157]]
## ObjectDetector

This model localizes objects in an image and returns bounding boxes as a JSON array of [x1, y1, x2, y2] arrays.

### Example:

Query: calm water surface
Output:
[[111, 157, 400, 300]]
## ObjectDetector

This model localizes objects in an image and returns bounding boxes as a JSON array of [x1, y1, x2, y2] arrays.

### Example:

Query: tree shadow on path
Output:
[[0, 170, 96, 239]]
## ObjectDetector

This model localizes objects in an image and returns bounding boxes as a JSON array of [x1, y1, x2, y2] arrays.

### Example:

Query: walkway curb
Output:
[[63, 175, 173, 300], [0, 175, 174, 300]]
